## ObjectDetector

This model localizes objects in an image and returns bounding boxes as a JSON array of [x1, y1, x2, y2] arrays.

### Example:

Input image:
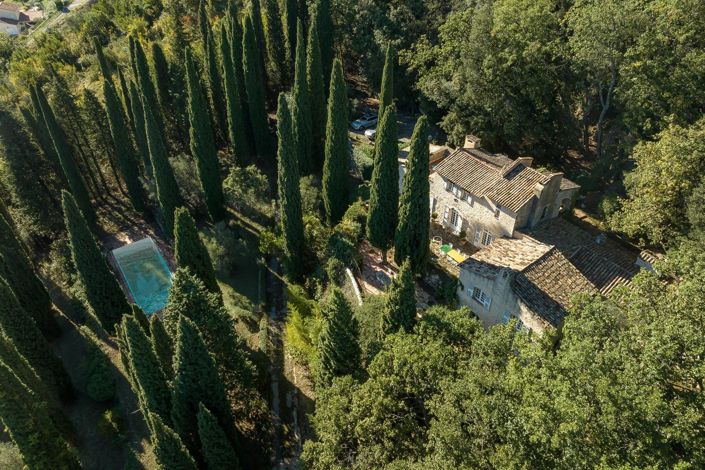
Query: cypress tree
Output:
[[0, 277, 72, 399], [128, 80, 151, 178], [317, 288, 360, 387], [381, 258, 416, 334], [122, 315, 172, 427], [62, 191, 130, 332], [143, 96, 183, 238], [0, 361, 79, 470], [0, 245, 59, 340], [150, 315, 174, 380], [291, 20, 312, 175], [103, 80, 146, 212], [132, 38, 163, 132], [378, 43, 395, 121], [171, 315, 234, 455], [282, 0, 298, 74], [262, 0, 286, 92], [199, 0, 228, 141], [228, 3, 248, 109], [197, 403, 240, 470], [117, 67, 133, 127], [276, 94, 305, 281], [366, 105, 399, 259], [93, 36, 111, 79], [248, 0, 268, 89], [150, 412, 198, 470], [322, 59, 350, 225], [394, 116, 430, 272], [174, 207, 220, 293], [150, 42, 172, 110], [163, 269, 254, 387], [220, 21, 251, 162], [243, 14, 272, 160], [307, 13, 326, 171], [315, 0, 334, 90], [132, 304, 151, 335], [184, 49, 225, 221], [35, 85, 96, 226]]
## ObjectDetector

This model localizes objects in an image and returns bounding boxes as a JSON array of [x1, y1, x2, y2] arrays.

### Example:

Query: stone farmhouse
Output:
[[429, 135, 580, 248], [0, 2, 41, 35]]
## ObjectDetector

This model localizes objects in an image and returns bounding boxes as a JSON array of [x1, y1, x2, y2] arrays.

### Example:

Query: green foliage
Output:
[[284, 285, 322, 365], [220, 21, 251, 163], [381, 259, 416, 335], [292, 21, 313, 175], [378, 43, 394, 119], [222, 164, 275, 224], [276, 94, 305, 281], [150, 314, 174, 380], [306, 13, 327, 171], [62, 191, 129, 332], [79, 327, 116, 403], [262, 0, 287, 91], [171, 315, 235, 456], [610, 117, 705, 247], [243, 13, 272, 160], [174, 207, 220, 293], [0, 361, 79, 470], [150, 412, 198, 470], [202, 6, 229, 142], [122, 315, 172, 427], [103, 79, 146, 213], [131, 37, 163, 133], [317, 287, 361, 387], [184, 49, 225, 221], [128, 79, 151, 178], [394, 116, 430, 272], [354, 294, 386, 365], [200, 221, 240, 277], [322, 59, 350, 225], [315, 0, 334, 89], [197, 403, 240, 470], [282, 0, 298, 73], [366, 105, 399, 254]]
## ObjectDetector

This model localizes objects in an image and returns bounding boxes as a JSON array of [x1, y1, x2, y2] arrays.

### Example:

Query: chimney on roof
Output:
[[515, 156, 533, 168], [464, 134, 481, 149]]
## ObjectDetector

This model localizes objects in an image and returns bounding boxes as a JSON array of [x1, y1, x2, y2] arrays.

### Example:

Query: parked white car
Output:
[[364, 128, 377, 141], [351, 113, 378, 130]]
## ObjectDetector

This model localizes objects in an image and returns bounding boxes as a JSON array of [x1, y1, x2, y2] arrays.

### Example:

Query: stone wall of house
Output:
[[0, 20, 21, 35], [430, 173, 517, 247], [458, 266, 518, 327]]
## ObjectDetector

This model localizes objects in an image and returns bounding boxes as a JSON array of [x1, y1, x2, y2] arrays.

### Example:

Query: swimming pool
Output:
[[112, 238, 172, 314]]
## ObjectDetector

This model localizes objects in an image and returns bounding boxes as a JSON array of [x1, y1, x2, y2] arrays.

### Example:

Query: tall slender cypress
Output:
[[35, 85, 95, 226], [220, 21, 251, 162], [0, 245, 59, 340], [103, 80, 146, 212], [282, 0, 298, 74], [317, 288, 360, 387], [122, 315, 172, 427], [143, 96, 183, 238], [150, 42, 172, 111], [132, 38, 163, 132], [62, 191, 130, 332], [306, 14, 326, 171], [128, 80, 151, 178], [0, 277, 73, 399], [381, 258, 416, 334], [394, 116, 430, 272], [197, 403, 240, 470], [276, 94, 305, 281], [185, 49, 225, 222], [315, 0, 334, 90], [174, 207, 220, 293], [0, 361, 79, 470], [150, 315, 174, 380], [199, 0, 228, 141], [150, 412, 198, 470], [378, 43, 395, 121], [117, 67, 133, 127], [243, 14, 272, 160], [248, 0, 268, 90], [171, 315, 235, 455], [366, 105, 399, 259], [262, 0, 286, 92], [322, 59, 350, 225], [291, 20, 312, 175]]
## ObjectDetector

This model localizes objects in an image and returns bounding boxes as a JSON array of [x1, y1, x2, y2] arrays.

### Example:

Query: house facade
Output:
[[429, 136, 579, 248], [0, 2, 39, 35]]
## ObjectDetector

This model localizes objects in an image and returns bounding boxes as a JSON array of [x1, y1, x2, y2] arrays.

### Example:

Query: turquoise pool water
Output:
[[112, 238, 172, 314]]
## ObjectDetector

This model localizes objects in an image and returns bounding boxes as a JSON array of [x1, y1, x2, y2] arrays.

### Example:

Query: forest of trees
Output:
[[0, 0, 704, 469]]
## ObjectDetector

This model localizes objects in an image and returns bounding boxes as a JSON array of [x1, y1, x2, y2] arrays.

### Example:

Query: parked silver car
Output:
[[351, 113, 378, 130]]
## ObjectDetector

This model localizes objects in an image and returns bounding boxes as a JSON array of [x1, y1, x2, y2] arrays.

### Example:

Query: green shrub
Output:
[[353, 144, 375, 181], [300, 175, 322, 216], [223, 165, 275, 224], [170, 153, 206, 214], [97, 407, 127, 442], [201, 221, 239, 277]]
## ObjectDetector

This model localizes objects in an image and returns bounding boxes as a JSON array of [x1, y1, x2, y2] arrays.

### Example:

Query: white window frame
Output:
[[450, 208, 460, 228], [480, 229, 494, 246], [471, 287, 492, 310]]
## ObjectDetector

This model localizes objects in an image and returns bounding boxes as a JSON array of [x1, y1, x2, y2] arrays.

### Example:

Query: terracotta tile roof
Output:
[[460, 236, 552, 279], [434, 149, 561, 212], [513, 248, 597, 328], [524, 218, 639, 295], [0, 2, 20, 11]]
